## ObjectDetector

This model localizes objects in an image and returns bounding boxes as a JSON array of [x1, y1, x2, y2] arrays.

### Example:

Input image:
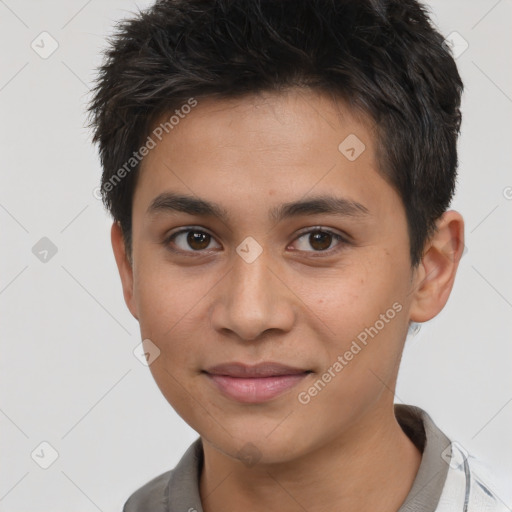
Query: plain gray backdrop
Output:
[[1, 0, 511, 510]]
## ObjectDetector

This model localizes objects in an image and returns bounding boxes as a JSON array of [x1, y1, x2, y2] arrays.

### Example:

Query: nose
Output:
[[209, 247, 296, 342]]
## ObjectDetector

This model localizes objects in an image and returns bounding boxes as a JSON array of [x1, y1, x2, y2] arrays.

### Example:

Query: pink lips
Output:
[[204, 362, 311, 403]]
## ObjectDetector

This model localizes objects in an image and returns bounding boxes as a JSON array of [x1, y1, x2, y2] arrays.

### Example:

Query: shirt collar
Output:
[[132, 404, 451, 511]]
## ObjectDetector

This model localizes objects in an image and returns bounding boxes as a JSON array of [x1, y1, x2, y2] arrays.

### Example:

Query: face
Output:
[[115, 89, 429, 464]]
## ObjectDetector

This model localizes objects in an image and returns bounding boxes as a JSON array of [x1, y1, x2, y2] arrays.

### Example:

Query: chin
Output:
[[199, 418, 319, 467]]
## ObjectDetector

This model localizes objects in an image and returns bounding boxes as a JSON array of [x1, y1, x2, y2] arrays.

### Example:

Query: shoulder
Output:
[[122, 438, 204, 512], [466, 456, 509, 512], [437, 442, 509, 512], [123, 469, 173, 512]]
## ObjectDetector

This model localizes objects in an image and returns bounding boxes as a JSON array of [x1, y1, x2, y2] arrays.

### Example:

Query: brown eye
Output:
[[167, 228, 221, 252], [187, 231, 211, 250], [291, 228, 346, 253], [309, 231, 332, 251]]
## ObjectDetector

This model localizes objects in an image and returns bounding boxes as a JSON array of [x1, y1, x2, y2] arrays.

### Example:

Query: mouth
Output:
[[203, 362, 313, 403]]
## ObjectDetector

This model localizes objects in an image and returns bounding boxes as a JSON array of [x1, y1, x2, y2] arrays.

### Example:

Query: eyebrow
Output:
[[147, 192, 370, 223]]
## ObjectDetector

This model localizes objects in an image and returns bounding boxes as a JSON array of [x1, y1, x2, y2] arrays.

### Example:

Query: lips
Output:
[[203, 362, 312, 403], [205, 362, 310, 378]]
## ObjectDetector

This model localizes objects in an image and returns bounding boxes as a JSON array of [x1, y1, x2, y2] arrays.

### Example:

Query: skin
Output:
[[112, 89, 465, 511]]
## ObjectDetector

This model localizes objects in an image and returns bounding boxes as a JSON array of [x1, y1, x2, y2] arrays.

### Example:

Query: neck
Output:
[[199, 404, 422, 512]]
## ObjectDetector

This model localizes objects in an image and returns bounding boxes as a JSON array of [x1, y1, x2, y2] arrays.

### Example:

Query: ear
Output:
[[409, 210, 465, 323], [111, 222, 139, 320]]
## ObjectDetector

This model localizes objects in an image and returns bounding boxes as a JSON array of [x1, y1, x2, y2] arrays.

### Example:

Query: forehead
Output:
[[133, 89, 400, 224], [145, 89, 375, 166]]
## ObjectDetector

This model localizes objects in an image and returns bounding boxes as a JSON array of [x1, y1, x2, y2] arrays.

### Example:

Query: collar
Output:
[[123, 404, 452, 512]]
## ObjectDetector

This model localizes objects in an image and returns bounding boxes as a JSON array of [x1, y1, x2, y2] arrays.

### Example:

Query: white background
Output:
[[1, 0, 511, 510]]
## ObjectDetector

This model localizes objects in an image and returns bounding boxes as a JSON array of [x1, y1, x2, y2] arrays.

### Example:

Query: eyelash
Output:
[[163, 226, 350, 257]]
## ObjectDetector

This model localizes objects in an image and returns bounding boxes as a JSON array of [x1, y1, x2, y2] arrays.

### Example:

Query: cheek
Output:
[[306, 254, 404, 329], [132, 257, 197, 356], [309, 250, 410, 375], [295, 303, 407, 429], [134, 246, 192, 319], [133, 264, 206, 416]]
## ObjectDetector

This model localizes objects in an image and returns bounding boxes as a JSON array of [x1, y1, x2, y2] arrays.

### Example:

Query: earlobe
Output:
[[409, 210, 465, 323], [111, 222, 139, 320]]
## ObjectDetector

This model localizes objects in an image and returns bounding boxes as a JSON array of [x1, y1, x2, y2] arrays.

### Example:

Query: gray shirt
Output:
[[123, 404, 451, 511]]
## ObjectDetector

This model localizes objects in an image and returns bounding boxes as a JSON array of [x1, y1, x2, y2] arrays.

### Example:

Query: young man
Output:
[[88, 0, 506, 510]]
